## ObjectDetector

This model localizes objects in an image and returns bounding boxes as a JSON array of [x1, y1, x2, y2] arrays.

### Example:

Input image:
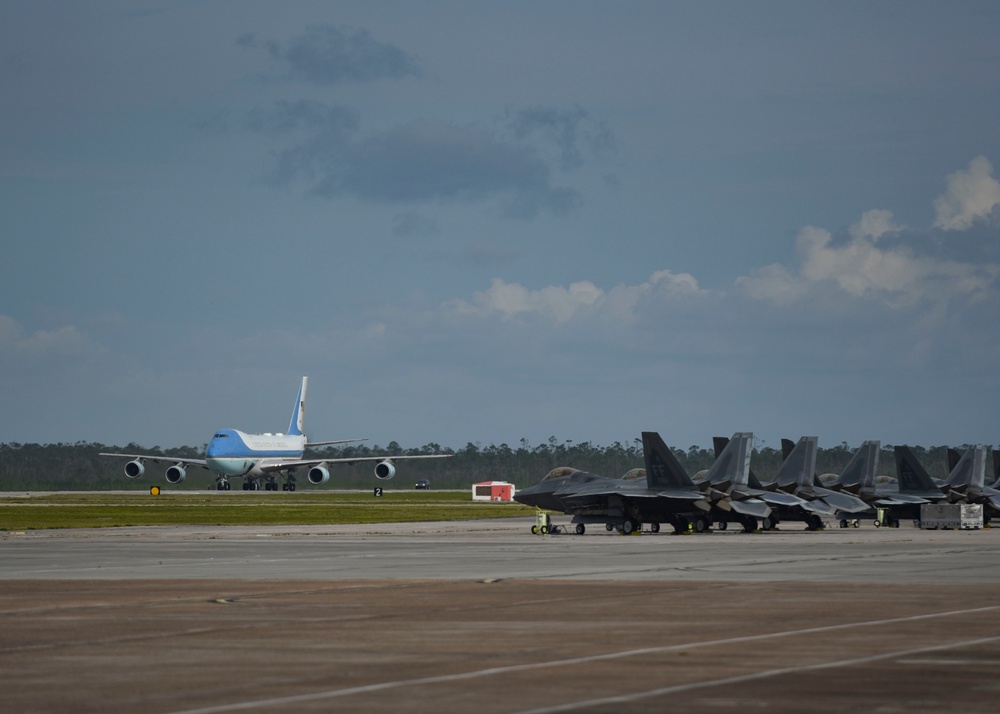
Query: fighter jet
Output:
[[690, 432, 777, 532], [763, 436, 870, 530], [712, 435, 850, 531], [943, 445, 1000, 525], [513, 431, 711, 534], [826, 440, 930, 527]]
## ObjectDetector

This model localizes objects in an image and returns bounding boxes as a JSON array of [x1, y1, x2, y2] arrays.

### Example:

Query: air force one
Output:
[[100, 377, 450, 491]]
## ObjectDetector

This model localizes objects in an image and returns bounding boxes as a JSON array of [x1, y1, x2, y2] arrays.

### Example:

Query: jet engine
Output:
[[307, 464, 331, 485], [165, 464, 187, 484], [124, 459, 145, 479], [374, 460, 396, 480]]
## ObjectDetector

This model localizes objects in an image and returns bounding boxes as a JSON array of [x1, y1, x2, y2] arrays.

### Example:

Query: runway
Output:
[[3, 519, 1000, 712]]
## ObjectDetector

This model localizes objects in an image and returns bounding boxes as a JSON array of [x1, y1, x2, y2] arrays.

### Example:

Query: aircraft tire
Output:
[[531, 525, 538, 535], [650, 522, 660, 534], [718, 520, 728, 531], [605, 523, 615, 532], [873, 519, 881, 527], [622, 519, 637, 534], [540, 525, 549, 535], [575, 523, 586, 535], [839, 519, 848, 529], [741, 516, 757, 533]]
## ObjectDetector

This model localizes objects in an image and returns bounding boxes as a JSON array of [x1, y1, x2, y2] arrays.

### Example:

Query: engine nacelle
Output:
[[374, 460, 396, 480], [307, 464, 330, 485], [165, 464, 187, 484], [124, 459, 145, 479]]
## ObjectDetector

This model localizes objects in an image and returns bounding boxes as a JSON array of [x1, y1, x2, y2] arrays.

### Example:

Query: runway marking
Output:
[[165, 602, 1000, 714], [513, 634, 1000, 714]]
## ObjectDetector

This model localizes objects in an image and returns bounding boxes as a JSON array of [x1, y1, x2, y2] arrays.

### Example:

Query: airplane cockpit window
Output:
[[621, 468, 646, 480], [213, 433, 229, 439], [542, 467, 579, 481]]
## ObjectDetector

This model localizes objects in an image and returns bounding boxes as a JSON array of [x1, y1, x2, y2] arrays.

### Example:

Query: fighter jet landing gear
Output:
[[805, 514, 826, 531], [839, 518, 861, 528]]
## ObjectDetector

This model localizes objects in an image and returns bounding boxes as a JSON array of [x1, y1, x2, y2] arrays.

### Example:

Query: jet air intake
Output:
[[165, 464, 187, 484], [124, 459, 145, 479], [375, 460, 396, 480], [307, 464, 330, 485]]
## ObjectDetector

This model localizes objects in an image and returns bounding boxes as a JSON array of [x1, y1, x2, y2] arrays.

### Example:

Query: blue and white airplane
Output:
[[100, 377, 450, 491]]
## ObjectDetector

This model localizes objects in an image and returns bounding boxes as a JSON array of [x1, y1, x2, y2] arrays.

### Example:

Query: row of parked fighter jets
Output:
[[512, 432, 1000, 535]]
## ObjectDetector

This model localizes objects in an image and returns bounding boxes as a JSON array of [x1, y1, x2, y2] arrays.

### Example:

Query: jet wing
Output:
[[99, 453, 210, 470], [815, 488, 871, 514], [259, 454, 452, 474], [873, 495, 928, 507], [728, 498, 772, 519]]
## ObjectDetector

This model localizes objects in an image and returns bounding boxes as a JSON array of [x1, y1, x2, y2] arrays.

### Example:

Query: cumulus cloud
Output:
[[450, 270, 707, 324], [741, 218, 998, 309], [237, 25, 420, 85], [933, 155, 1000, 231]]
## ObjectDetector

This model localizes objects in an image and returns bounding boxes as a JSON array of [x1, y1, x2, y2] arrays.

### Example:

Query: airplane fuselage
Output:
[[205, 429, 306, 477]]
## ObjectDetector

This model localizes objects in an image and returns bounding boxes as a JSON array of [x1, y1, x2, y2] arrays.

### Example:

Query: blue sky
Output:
[[2, 1, 999, 453]]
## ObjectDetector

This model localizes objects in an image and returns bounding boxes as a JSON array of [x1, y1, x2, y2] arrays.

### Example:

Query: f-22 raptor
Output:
[[513, 432, 712, 534]]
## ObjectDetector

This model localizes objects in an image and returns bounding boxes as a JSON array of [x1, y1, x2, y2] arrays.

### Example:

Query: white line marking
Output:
[[166, 604, 1000, 714], [514, 635, 1000, 714]]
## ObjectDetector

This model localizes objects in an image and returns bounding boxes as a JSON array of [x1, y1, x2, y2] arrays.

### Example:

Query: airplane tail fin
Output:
[[893, 446, 942, 493], [836, 440, 881, 489], [994, 450, 1000, 489], [775, 436, 819, 489], [947, 445, 987, 489], [641, 432, 695, 489], [705, 432, 753, 487], [287, 376, 308, 436], [716, 435, 768, 489]]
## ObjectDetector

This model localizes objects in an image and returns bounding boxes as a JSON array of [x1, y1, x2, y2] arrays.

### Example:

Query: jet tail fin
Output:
[[287, 376, 308, 436], [641, 432, 696, 489], [776, 436, 819, 489], [705, 432, 753, 487], [836, 440, 881, 489], [894, 446, 942, 493], [947, 445, 987, 489]]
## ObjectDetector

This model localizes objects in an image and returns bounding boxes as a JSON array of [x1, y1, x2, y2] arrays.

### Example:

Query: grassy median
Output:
[[0, 490, 534, 530]]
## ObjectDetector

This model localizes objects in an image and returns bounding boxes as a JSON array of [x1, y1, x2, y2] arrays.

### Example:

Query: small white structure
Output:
[[472, 481, 516, 502], [919, 503, 983, 530]]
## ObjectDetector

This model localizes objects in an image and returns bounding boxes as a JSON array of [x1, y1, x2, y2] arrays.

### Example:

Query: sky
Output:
[[2, 1, 999, 453]]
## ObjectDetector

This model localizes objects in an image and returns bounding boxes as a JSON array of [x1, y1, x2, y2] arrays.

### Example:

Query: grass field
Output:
[[0, 490, 535, 530]]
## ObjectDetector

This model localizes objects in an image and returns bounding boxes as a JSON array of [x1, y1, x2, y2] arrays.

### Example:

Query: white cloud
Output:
[[0, 316, 107, 362], [933, 155, 1000, 231], [850, 208, 903, 241], [798, 223, 997, 306], [450, 270, 706, 324]]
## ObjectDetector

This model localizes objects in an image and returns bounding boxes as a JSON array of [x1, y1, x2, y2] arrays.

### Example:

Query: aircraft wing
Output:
[[873, 495, 928, 507], [99, 453, 210, 469], [728, 498, 772, 519], [816, 489, 871, 514], [258, 454, 451, 474]]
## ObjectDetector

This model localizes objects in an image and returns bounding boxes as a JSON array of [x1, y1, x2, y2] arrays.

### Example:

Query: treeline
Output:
[[0, 439, 966, 491]]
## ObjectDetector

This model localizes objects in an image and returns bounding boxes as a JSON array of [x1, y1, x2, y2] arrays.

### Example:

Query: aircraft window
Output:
[[542, 467, 579, 481], [621, 469, 646, 481], [214, 433, 229, 439]]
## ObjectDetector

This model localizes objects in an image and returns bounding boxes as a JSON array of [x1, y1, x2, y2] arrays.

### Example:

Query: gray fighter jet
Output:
[[513, 431, 711, 534], [713, 435, 852, 531], [691, 432, 782, 532], [943, 444, 1000, 524], [762, 436, 870, 530], [827, 441, 930, 527]]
